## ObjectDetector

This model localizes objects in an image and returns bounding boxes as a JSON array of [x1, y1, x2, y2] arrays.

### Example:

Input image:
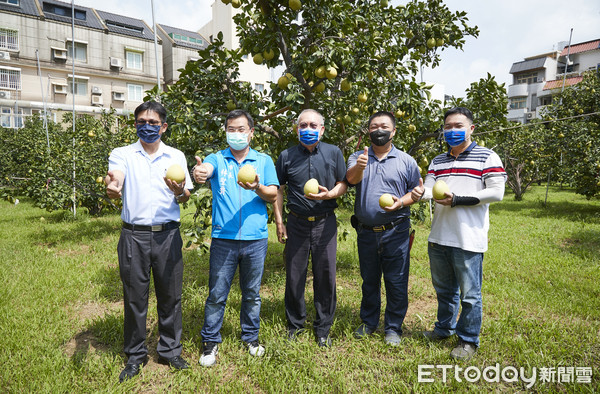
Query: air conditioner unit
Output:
[[53, 85, 67, 94], [91, 86, 102, 95], [52, 47, 67, 61], [0, 51, 10, 60], [110, 57, 122, 69], [112, 91, 125, 101], [526, 112, 535, 120], [0, 91, 10, 99], [91, 95, 103, 106]]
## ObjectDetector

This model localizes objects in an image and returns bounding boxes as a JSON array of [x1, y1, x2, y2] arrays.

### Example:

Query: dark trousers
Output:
[[285, 213, 337, 337], [117, 226, 184, 363], [356, 219, 411, 335]]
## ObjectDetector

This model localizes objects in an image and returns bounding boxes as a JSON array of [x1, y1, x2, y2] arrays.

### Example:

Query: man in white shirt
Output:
[[106, 101, 193, 382], [411, 107, 506, 361]]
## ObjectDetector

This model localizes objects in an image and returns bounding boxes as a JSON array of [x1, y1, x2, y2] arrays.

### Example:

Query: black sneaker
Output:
[[199, 342, 219, 367], [450, 339, 477, 361], [245, 340, 265, 357]]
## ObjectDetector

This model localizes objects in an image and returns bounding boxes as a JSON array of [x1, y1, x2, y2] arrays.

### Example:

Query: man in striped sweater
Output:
[[411, 107, 507, 361]]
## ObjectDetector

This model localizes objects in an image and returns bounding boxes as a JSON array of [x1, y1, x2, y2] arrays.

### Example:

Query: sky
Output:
[[74, 0, 600, 98]]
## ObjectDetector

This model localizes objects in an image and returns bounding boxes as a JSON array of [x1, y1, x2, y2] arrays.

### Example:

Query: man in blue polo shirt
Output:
[[274, 109, 347, 347], [192, 109, 278, 367], [106, 101, 193, 382], [346, 110, 420, 346]]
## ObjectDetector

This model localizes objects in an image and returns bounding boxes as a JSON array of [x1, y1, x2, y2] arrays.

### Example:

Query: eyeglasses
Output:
[[298, 122, 322, 129], [135, 119, 162, 126], [226, 127, 249, 133]]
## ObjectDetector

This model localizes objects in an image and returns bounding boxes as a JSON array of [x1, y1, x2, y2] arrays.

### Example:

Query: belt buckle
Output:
[[151, 224, 163, 232], [307, 216, 316, 222], [372, 226, 384, 232]]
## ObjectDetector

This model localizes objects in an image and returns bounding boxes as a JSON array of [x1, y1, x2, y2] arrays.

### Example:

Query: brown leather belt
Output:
[[122, 221, 180, 232]]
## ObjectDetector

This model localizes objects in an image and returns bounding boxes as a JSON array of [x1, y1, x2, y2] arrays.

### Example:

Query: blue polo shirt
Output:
[[205, 147, 279, 240], [348, 145, 420, 226]]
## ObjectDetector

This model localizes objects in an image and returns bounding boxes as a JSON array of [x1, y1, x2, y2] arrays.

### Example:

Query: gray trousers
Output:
[[284, 213, 337, 337], [117, 226, 183, 363]]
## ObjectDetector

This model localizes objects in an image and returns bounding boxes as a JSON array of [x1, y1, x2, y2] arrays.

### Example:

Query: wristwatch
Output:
[[175, 191, 185, 202]]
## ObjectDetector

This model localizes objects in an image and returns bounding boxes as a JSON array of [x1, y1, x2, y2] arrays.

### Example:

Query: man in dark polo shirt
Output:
[[274, 109, 347, 347], [346, 110, 420, 346]]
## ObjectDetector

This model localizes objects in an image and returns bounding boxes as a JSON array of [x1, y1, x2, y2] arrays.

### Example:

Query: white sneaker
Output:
[[199, 342, 218, 367], [246, 340, 265, 357]]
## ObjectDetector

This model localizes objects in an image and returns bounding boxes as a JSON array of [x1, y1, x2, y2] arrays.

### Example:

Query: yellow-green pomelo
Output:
[[379, 193, 394, 208], [166, 164, 186, 183], [304, 178, 319, 195], [238, 164, 256, 184], [432, 180, 450, 200]]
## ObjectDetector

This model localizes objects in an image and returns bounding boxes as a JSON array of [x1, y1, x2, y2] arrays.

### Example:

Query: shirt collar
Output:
[[223, 147, 259, 162], [299, 142, 320, 154], [446, 141, 477, 157], [369, 144, 398, 158], [134, 139, 168, 157]]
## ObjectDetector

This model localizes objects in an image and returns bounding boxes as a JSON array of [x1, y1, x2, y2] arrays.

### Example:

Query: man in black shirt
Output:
[[274, 109, 347, 347]]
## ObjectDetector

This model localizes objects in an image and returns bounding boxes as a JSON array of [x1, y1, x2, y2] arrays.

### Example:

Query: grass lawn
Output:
[[0, 185, 598, 392]]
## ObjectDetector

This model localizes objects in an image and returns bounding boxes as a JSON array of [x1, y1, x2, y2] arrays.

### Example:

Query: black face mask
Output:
[[369, 129, 391, 146]]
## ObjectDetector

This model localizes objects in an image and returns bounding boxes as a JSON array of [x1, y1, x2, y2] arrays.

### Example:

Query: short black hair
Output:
[[368, 111, 396, 129], [134, 101, 167, 123], [226, 109, 254, 129], [444, 107, 474, 124]]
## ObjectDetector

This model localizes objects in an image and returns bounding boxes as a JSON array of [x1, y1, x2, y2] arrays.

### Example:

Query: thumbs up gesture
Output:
[[356, 147, 369, 170], [411, 177, 425, 202], [193, 156, 209, 184]]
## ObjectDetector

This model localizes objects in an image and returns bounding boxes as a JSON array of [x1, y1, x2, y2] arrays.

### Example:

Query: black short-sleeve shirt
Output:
[[276, 142, 346, 216]]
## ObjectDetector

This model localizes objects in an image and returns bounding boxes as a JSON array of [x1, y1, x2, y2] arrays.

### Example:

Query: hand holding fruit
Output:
[[237, 164, 260, 191], [379, 193, 403, 212], [305, 184, 329, 200], [432, 180, 453, 205], [164, 164, 186, 195]]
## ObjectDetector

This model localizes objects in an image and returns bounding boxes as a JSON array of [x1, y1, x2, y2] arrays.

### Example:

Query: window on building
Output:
[[0, 0, 20, 5], [42, 3, 86, 20], [67, 41, 87, 62], [105, 20, 144, 34], [167, 32, 204, 46], [126, 51, 143, 70], [0, 67, 21, 90], [68, 77, 87, 96], [128, 83, 143, 101], [510, 97, 527, 110], [0, 29, 18, 51], [1, 107, 23, 128], [515, 72, 538, 85], [255, 83, 265, 92]]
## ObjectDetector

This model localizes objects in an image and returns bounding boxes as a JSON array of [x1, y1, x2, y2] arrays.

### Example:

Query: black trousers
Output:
[[117, 226, 184, 363], [284, 213, 337, 337]]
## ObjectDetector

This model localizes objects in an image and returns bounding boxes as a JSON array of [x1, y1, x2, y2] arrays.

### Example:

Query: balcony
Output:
[[507, 83, 528, 98], [507, 108, 527, 121]]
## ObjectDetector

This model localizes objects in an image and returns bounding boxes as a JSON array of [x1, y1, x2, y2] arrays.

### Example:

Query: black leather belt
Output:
[[352, 216, 407, 232], [289, 210, 334, 222], [122, 221, 180, 232]]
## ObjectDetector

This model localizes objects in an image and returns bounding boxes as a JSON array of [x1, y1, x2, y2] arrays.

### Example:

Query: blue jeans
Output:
[[428, 242, 483, 346], [356, 219, 411, 335], [201, 238, 268, 343]]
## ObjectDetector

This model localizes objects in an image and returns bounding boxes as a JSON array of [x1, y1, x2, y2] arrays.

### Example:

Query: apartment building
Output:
[[0, 0, 166, 128], [507, 38, 600, 123], [198, 0, 284, 94], [156, 24, 208, 86]]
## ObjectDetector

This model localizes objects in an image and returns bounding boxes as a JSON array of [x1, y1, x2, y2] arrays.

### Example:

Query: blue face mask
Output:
[[136, 123, 162, 144], [298, 128, 320, 145], [227, 132, 250, 151], [444, 129, 466, 147]]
